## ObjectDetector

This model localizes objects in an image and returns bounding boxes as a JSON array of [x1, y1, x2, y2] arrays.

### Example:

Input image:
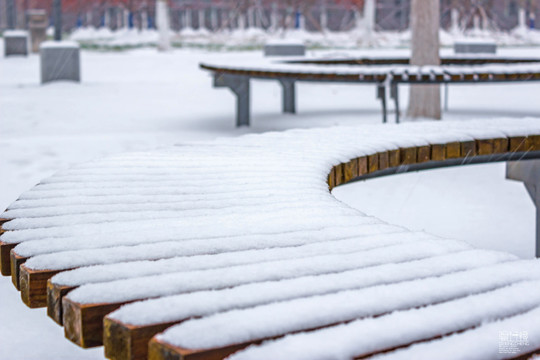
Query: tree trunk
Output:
[[364, 0, 375, 36], [156, 0, 171, 51], [407, 0, 441, 120]]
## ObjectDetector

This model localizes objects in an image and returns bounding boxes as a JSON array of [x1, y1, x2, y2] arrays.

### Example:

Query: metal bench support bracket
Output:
[[390, 82, 400, 124], [279, 79, 296, 114], [507, 160, 540, 257], [214, 74, 251, 127], [377, 84, 387, 123]]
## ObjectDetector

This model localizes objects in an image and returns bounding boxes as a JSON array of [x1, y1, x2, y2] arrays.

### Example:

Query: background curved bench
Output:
[[1, 120, 540, 360], [200, 56, 540, 126]]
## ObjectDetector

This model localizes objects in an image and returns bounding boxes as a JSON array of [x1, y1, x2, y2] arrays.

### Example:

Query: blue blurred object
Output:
[[295, 11, 301, 29], [128, 12, 134, 28]]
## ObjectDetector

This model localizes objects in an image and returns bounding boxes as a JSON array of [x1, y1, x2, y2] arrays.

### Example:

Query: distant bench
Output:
[[200, 56, 540, 126], [2, 120, 540, 360]]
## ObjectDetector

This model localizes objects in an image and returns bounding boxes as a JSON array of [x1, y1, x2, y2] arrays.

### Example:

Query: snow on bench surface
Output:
[[200, 56, 540, 81], [2, 119, 540, 359]]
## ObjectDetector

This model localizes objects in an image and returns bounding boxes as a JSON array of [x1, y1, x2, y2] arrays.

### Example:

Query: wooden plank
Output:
[[400, 147, 417, 165], [10, 250, 27, 290], [63, 297, 124, 348], [387, 149, 400, 168], [416, 146, 430, 163], [530, 135, 540, 151], [0, 218, 9, 226], [378, 152, 389, 171], [19, 265, 61, 308], [368, 154, 379, 173], [509, 136, 530, 153], [47, 281, 74, 325], [430, 144, 445, 161], [334, 164, 344, 186], [148, 337, 255, 360], [104, 317, 178, 360], [460, 141, 477, 158], [445, 142, 461, 159], [327, 168, 335, 190], [476, 139, 494, 156], [343, 159, 359, 183], [0, 240, 16, 276], [357, 157, 368, 176], [493, 138, 509, 154]]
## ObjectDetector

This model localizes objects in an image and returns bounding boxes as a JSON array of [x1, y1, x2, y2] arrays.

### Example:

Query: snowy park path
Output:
[[2, 119, 540, 359]]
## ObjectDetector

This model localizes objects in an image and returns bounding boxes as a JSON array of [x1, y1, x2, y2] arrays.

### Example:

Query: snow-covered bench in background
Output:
[[2, 119, 540, 359], [200, 56, 540, 126]]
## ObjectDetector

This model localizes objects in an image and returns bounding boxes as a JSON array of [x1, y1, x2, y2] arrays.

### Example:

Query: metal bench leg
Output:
[[279, 79, 296, 114], [390, 82, 399, 124], [506, 160, 540, 257], [214, 74, 251, 127], [377, 84, 387, 124]]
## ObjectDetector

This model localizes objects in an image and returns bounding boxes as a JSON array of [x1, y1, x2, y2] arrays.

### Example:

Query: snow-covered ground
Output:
[[1, 43, 540, 359]]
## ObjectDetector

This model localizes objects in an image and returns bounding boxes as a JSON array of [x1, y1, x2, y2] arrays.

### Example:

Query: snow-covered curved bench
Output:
[[2, 119, 540, 360], [200, 56, 540, 126]]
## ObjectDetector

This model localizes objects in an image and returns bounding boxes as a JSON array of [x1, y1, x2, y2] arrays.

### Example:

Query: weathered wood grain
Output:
[[460, 140, 477, 158], [19, 265, 61, 308], [400, 147, 417, 165], [327, 168, 335, 190], [387, 149, 400, 168], [47, 281, 74, 325], [104, 317, 178, 360], [378, 151, 389, 171], [343, 159, 359, 183], [445, 142, 461, 159], [493, 138, 509, 154], [476, 139, 494, 156], [368, 154, 379, 173], [430, 144, 446, 161], [148, 337, 257, 360], [334, 163, 344, 186], [10, 250, 27, 290], [63, 298, 124, 348], [0, 240, 16, 276], [358, 156, 368, 176], [416, 145, 430, 163]]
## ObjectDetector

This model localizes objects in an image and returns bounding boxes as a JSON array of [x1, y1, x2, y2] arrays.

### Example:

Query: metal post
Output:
[[506, 160, 540, 258], [377, 84, 387, 123], [279, 79, 296, 114], [6, 0, 16, 29], [54, 0, 62, 41], [214, 74, 251, 127], [390, 82, 400, 123]]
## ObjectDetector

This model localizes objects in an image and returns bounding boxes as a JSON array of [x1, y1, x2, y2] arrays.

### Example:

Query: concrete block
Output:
[[264, 41, 305, 57], [40, 41, 81, 84], [4, 30, 29, 57], [454, 40, 497, 54]]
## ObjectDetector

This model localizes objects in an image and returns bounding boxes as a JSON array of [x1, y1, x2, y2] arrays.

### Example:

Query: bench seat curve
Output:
[[200, 55, 540, 125], [2, 119, 540, 360]]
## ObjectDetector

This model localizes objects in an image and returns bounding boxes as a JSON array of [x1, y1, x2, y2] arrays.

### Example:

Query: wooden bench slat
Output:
[[0, 240, 16, 276]]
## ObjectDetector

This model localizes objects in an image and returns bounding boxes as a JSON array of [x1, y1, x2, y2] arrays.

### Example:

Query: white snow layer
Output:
[[2, 119, 540, 358], [224, 281, 540, 360]]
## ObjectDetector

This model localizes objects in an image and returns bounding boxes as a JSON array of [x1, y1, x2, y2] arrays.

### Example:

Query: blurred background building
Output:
[[0, 0, 538, 33]]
